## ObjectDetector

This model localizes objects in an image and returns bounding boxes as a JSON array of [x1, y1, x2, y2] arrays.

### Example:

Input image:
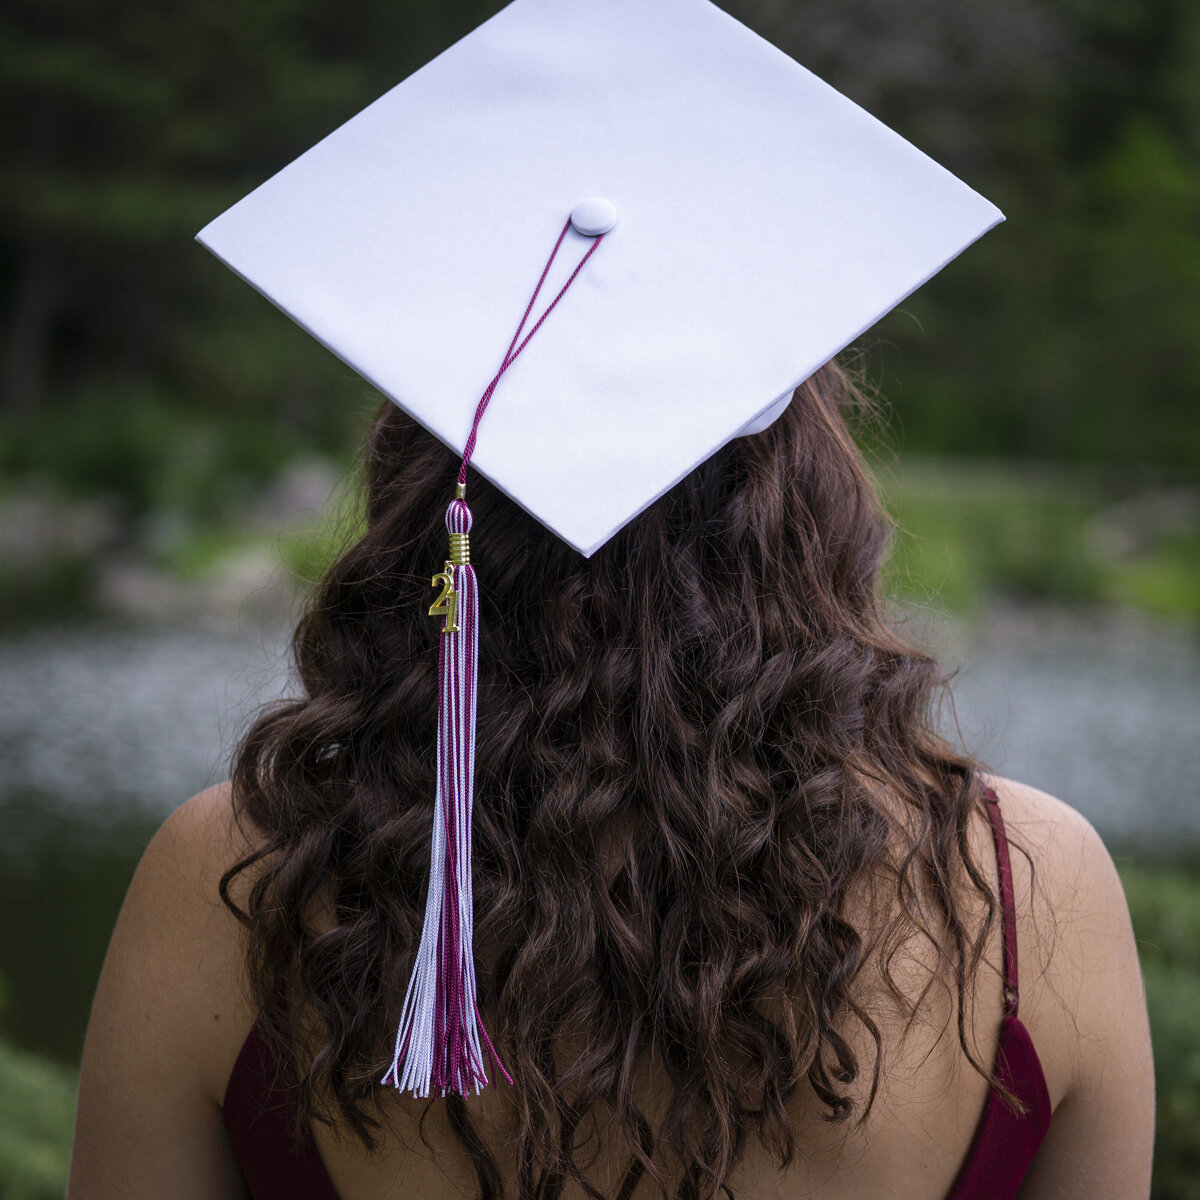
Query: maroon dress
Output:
[[223, 786, 1051, 1199]]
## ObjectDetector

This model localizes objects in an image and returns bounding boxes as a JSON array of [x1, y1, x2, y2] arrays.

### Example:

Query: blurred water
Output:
[[912, 605, 1200, 850], [0, 621, 292, 823], [2, 609, 1198, 843], [0, 609, 1197, 1061], [0, 620, 294, 1061]]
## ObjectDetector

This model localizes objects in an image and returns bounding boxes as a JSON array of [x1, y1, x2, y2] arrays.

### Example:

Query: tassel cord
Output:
[[385, 218, 605, 1097]]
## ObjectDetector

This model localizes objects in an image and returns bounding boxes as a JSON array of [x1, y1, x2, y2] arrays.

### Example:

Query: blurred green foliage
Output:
[[6, 441, 1196, 624], [271, 451, 1200, 618], [1, 0, 1198, 512], [878, 456, 1200, 618], [0, 1040, 76, 1200], [0, 960, 75, 1200], [1119, 862, 1200, 1200], [0, 384, 339, 519], [855, 0, 1200, 471]]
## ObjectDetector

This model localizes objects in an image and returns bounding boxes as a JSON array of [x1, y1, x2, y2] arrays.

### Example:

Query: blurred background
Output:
[[1, 0, 1197, 1194]]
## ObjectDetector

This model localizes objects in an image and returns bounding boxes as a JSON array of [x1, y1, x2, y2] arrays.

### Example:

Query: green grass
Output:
[[1101, 529, 1200, 618], [0, 1040, 77, 1200], [3, 451, 1195, 623], [262, 454, 1199, 622], [1118, 861, 1200, 1200], [877, 457, 1200, 620]]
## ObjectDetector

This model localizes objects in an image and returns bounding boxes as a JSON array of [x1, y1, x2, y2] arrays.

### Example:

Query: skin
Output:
[[66, 773, 1154, 1200]]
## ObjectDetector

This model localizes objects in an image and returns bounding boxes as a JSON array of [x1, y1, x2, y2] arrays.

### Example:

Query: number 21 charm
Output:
[[429, 561, 459, 633]]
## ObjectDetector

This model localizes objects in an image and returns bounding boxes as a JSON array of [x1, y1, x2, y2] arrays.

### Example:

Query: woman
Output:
[[67, 362, 1154, 1199]]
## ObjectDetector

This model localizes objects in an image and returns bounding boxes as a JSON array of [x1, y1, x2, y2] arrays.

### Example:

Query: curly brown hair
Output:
[[220, 358, 1019, 1200]]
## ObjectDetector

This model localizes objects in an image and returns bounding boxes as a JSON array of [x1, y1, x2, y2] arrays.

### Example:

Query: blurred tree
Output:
[[0, 0, 1197, 509], [736, 0, 1200, 469], [0, 0, 365, 414]]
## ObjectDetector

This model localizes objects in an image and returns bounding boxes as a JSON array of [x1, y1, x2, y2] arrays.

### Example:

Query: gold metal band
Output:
[[449, 532, 470, 565], [455, 482, 466, 499]]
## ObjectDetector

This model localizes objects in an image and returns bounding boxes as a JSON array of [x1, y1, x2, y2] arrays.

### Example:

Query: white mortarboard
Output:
[[197, 0, 1002, 559], [196, 0, 1003, 1101]]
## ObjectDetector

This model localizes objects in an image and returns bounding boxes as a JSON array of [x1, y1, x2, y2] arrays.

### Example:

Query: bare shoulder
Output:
[[87, 780, 263, 1088], [978, 772, 1138, 983], [155, 780, 265, 915], [978, 772, 1154, 1199], [153, 779, 256, 883], [68, 782, 264, 1199], [980, 770, 1098, 860], [979, 769, 1138, 988]]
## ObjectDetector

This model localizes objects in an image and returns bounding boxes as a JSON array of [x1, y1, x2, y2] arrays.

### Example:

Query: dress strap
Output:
[[982, 784, 1020, 1018]]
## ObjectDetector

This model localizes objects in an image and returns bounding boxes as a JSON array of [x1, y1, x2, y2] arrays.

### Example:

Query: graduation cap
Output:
[[197, 0, 1003, 1101]]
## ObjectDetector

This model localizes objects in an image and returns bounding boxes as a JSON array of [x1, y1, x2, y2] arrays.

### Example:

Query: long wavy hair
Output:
[[221, 358, 1022, 1200]]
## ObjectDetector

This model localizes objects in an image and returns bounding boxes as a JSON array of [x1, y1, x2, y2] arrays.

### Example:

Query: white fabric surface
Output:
[[198, 0, 1003, 555]]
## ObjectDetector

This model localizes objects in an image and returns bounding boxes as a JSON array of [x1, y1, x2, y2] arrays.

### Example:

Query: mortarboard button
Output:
[[570, 198, 619, 237]]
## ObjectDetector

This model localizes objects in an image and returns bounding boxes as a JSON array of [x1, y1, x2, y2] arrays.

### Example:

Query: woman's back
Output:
[[67, 770, 1153, 1199]]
